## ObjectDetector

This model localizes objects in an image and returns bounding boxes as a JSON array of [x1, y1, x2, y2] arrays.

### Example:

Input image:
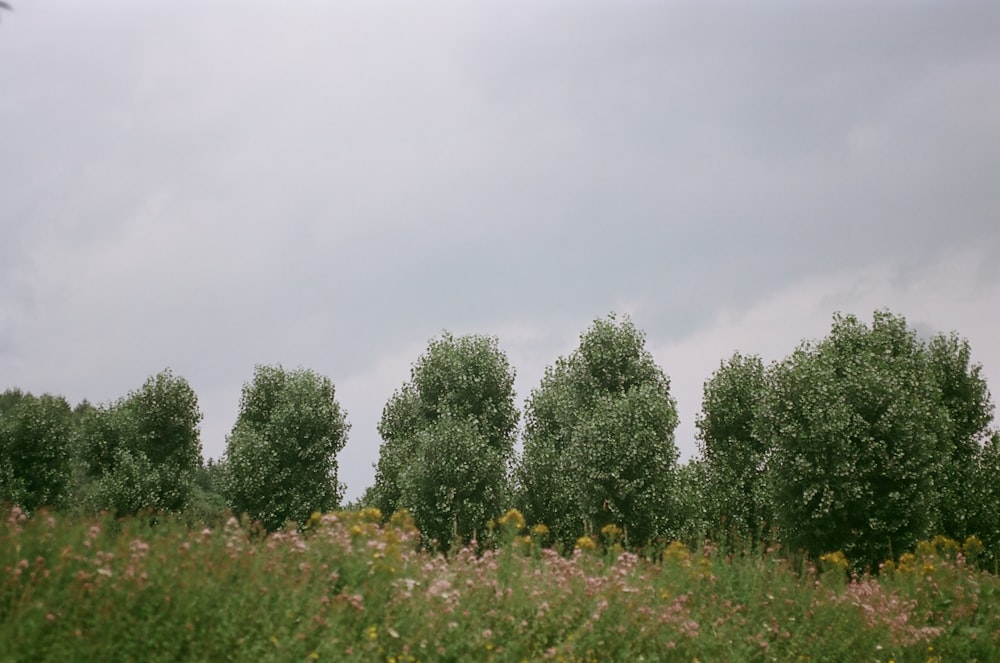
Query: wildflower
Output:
[[575, 536, 597, 551], [360, 507, 383, 523], [962, 535, 984, 557], [498, 509, 527, 531], [664, 541, 690, 565], [531, 523, 550, 537], [930, 535, 960, 555], [367, 625, 378, 641], [819, 551, 849, 573], [897, 553, 917, 573], [600, 523, 623, 543], [6, 505, 26, 530], [695, 557, 714, 580]]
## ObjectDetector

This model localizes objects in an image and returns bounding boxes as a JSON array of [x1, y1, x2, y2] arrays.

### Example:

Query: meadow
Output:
[[2, 506, 998, 662]]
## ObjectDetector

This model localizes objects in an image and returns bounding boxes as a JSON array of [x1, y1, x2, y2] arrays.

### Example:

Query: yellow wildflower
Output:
[[360, 507, 383, 523], [531, 523, 550, 537], [600, 523, 623, 542], [818, 550, 849, 572], [664, 541, 690, 565], [898, 553, 916, 573], [962, 535, 984, 557], [498, 508, 527, 531]]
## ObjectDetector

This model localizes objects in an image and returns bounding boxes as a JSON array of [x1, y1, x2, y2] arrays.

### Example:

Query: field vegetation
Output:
[[3, 505, 998, 662]]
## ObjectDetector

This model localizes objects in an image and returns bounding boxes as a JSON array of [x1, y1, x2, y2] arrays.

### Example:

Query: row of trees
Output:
[[365, 316, 682, 550], [367, 311, 998, 568], [0, 370, 202, 515], [0, 366, 348, 530], [2, 310, 998, 568]]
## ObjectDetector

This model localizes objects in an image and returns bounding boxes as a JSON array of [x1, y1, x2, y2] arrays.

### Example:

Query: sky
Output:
[[2, 1, 999, 501]]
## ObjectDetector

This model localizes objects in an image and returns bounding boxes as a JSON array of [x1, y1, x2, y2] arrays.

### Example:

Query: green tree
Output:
[[0, 391, 73, 510], [223, 365, 349, 531], [519, 314, 679, 548], [671, 459, 713, 542], [971, 433, 1000, 567], [696, 352, 772, 546], [75, 369, 204, 515], [762, 311, 951, 568], [188, 457, 229, 526], [926, 332, 995, 540], [0, 388, 27, 416], [368, 384, 422, 517], [517, 357, 578, 544], [398, 414, 507, 546], [373, 333, 518, 547]]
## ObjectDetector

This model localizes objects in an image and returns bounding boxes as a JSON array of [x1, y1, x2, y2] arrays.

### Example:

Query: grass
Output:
[[2, 505, 999, 662]]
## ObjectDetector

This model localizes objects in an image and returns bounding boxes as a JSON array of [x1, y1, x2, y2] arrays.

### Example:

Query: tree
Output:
[[671, 459, 714, 542], [696, 352, 772, 545], [398, 414, 507, 546], [372, 333, 518, 547], [75, 369, 204, 515], [0, 388, 27, 416], [926, 332, 995, 540], [368, 384, 422, 517], [519, 314, 679, 548], [517, 357, 579, 545], [761, 311, 951, 568], [970, 432, 1000, 567], [0, 391, 73, 511], [223, 365, 349, 531], [188, 457, 229, 526]]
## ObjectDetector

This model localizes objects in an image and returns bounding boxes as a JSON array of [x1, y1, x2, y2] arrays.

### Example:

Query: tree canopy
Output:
[[519, 314, 679, 547], [0, 391, 74, 511], [696, 352, 771, 544], [75, 369, 203, 515], [372, 332, 518, 547], [760, 310, 994, 568], [223, 365, 349, 531]]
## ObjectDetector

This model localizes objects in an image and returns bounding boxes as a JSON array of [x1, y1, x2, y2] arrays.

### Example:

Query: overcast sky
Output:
[[2, 1, 998, 501]]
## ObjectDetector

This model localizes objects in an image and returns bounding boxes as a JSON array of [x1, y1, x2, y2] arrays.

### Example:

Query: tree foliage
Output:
[[970, 432, 1000, 568], [368, 385, 422, 517], [223, 365, 349, 531], [762, 311, 958, 567], [696, 352, 772, 545], [519, 315, 679, 548], [926, 332, 995, 540], [0, 390, 74, 510], [372, 333, 518, 547], [399, 414, 507, 546], [76, 369, 203, 515]]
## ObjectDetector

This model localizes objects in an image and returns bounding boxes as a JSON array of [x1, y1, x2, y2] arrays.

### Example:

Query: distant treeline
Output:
[[2, 309, 997, 570]]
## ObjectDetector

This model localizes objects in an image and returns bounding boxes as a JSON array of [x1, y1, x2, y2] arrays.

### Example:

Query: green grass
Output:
[[2, 506, 998, 662]]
